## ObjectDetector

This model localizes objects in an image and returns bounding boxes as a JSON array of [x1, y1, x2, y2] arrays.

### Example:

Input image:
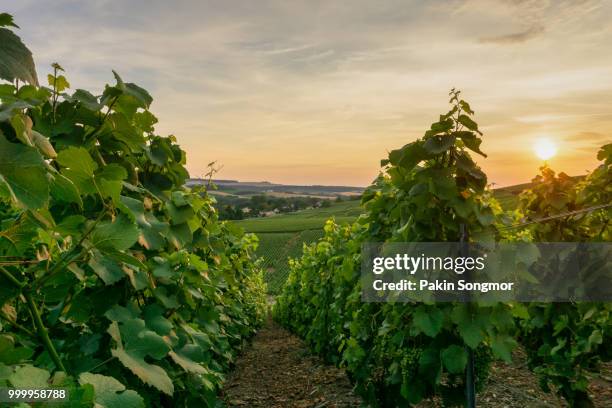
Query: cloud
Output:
[[3, 0, 611, 186], [563, 131, 610, 143], [479, 25, 544, 44]]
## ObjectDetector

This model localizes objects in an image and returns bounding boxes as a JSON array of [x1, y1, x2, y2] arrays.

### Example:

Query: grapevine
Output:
[[516, 146, 611, 407], [276, 90, 518, 406], [0, 15, 266, 407]]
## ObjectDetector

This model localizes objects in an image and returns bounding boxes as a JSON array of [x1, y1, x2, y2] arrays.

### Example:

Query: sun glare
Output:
[[534, 138, 557, 161]]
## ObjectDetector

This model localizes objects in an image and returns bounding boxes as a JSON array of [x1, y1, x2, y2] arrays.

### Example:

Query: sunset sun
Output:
[[534, 138, 558, 161]]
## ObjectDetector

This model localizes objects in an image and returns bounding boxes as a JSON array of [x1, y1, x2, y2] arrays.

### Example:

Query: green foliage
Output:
[[0, 14, 266, 407], [275, 91, 610, 408], [0, 15, 38, 86], [516, 147, 611, 407], [275, 90, 507, 406]]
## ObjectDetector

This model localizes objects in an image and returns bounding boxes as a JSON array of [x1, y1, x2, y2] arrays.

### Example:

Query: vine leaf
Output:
[[169, 351, 208, 374], [0, 13, 19, 28], [88, 251, 125, 285], [456, 131, 487, 157], [111, 349, 173, 396], [107, 319, 173, 395], [79, 372, 145, 408], [143, 304, 173, 336], [0, 25, 39, 86], [90, 214, 139, 252], [0, 335, 34, 365], [0, 133, 49, 209], [8, 365, 50, 388], [451, 305, 486, 349], [458, 114, 482, 135], [119, 196, 168, 251], [56, 146, 98, 195], [423, 135, 456, 155], [412, 307, 444, 337], [417, 348, 441, 383], [50, 172, 83, 207], [490, 334, 517, 362], [441, 345, 467, 374]]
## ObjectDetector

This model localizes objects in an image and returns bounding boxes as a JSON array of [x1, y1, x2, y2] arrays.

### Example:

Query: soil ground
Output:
[[222, 317, 361, 408], [223, 317, 611, 408]]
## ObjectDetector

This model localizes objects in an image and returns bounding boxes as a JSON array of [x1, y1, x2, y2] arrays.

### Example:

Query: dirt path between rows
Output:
[[223, 316, 611, 408], [222, 317, 361, 408]]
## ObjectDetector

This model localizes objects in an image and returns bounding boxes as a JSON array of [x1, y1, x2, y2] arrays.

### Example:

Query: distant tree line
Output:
[[215, 194, 358, 220]]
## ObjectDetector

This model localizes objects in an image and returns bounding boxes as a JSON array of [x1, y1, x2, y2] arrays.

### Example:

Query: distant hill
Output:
[[186, 178, 364, 198]]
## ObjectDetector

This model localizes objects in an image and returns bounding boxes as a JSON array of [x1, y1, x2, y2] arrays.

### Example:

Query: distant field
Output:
[[256, 230, 324, 294], [233, 201, 360, 293], [236, 185, 525, 293], [234, 200, 362, 233], [494, 187, 521, 211]]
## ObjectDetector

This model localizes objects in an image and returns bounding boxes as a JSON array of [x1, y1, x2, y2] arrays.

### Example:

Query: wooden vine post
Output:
[[460, 223, 476, 408]]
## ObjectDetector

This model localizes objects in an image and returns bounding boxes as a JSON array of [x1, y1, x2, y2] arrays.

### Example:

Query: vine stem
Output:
[[23, 291, 67, 373], [85, 356, 115, 373], [0, 266, 25, 288], [0, 309, 35, 337], [82, 95, 119, 142], [34, 209, 107, 290]]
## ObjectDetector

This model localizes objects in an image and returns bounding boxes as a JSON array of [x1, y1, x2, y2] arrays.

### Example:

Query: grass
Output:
[[234, 200, 361, 233]]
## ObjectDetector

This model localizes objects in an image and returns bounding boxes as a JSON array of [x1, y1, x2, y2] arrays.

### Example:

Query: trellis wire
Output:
[[499, 203, 611, 230]]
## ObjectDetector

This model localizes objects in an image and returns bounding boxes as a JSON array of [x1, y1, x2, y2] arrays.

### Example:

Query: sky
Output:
[[5, 0, 612, 187]]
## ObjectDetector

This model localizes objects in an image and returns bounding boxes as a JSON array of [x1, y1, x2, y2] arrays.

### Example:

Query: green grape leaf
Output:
[[90, 214, 139, 252], [124, 266, 148, 291], [417, 348, 441, 383], [144, 304, 173, 336], [459, 100, 474, 115], [0, 27, 38, 86], [88, 252, 125, 285], [0, 335, 33, 365], [50, 172, 83, 207], [423, 135, 456, 154], [71, 89, 102, 111], [388, 141, 429, 170], [111, 349, 173, 396], [451, 304, 486, 349], [441, 345, 468, 374], [118, 197, 168, 250], [424, 118, 454, 137], [0, 133, 49, 209], [168, 351, 208, 374], [455, 131, 487, 157], [0, 100, 32, 121], [8, 365, 50, 388], [56, 146, 98, 195], [458, 114, 481, 135], [109, 113, 145, 151], [108, 318, 173, 395], [79, 373, 144, 408], [47, 74, 70, 92], [490, 334, 517, 362], [124, 82, 153, 108], [412, 306, 444, 337], [167, 223, 192, 249], [0, 13, 19, 28], [104, 305, 139, 323]]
